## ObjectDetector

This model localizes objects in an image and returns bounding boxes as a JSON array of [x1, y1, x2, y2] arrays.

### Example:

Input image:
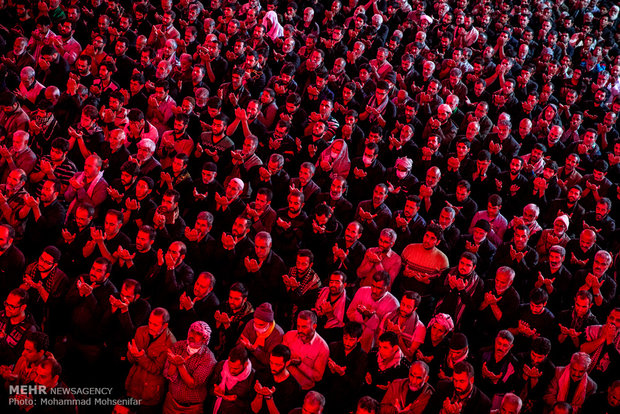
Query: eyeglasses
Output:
[[4, 301, 21, 310]]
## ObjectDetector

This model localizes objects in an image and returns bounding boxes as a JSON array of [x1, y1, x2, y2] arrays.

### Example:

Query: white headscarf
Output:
[[262, 11, 284, 41]]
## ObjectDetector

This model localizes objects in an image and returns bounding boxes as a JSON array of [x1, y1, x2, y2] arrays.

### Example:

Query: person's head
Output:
[[103, 209, 123, 238], [22, 331, 49, 363], [574, 290, 593, 318], [429, 313, 454, 343], [194, 272, 215, 299], [513, 224, 530, 250], [579, 229, 597, 252], [161, 189, 180, 213], [529, 288, 548, 314], [6, 168, 26, 193], [296, 249, 314, 273], [287, 189, 305, 214], [297, 310, 318, 342], [328, 271, 346, 296], [188, 320, 212, 349], [228, 283, 248, 312], [592, 250, 612, 277], [422, 224, 442, 250], [371, 271, 390, 301], [4, 288, 28, 319], [34, 358, 61, 390], [270, 344, 291, 376], [452, 361, 475, 395], [458, 252, 477, 276], [595, 198, 612, 220], [499, 393, 523, 414], [399, 291, 421, 318], [345, 221, 363, 245], [301, 391, 325, 414], [120, 279, 141, 304], [377, 331, 399, 360], [495, 266, 515, 294], [148, 307, 170, 337], [495, 330, 514, 360], [569, 352, 591, 382], [89, 257, 111, 284]]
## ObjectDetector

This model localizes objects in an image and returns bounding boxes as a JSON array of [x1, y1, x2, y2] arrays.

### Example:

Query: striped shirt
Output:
[[30, 156, 78, 199]]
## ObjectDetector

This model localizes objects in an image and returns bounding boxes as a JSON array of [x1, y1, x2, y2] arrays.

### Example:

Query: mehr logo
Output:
[[9, 385, 47, 395]]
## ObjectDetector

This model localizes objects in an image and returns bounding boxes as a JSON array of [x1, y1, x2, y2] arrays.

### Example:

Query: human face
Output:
[[345, 222, 362, 244], [188, 328, 206, 348], [120, 283, 137, 303], [495, 271, 513, 294], [425, 169, 440, 187], [458, 257, 474, 276], [422, 231, 439, 250], [330, 179, 345, 200], [595, 202, 610, 220], [378, 340, 397, 360], [4, 293, 25, 318], [472, 227, 487, 243], [574, 297, 591, 317], [371, 279, 388, 301], [297, 316, 316, 342], [135, 230, 153, 253], [161, 195, 177, 214], [34, 365, 58, 390], [452, 371, 472, 395], [40, 180, 58, 204], [430, 323, 448, 343], [579, 231, 596, 252], [288, 195, 304, 214], [567, 187, 581, 204], [22, 339, 44, 363], [37, 251, 56, 273], [296, 255, 311, 274], [194, 218, 211, 237], [408, 364, 427, 391], [148, 313, 167, 337], [89, 261, 109, 284], [372, 185, 387, 206], [270, 354, 286, 376], [403, 199, 419, 218], [328, 273, 344, 295], [135, 179, 152, 200], [254, 237, 271, 260], [75, 207, 92, 229], [438, 210, 454, 228], [254, 193, 269, 212], [84, 156, 100, 179], [399, 297, 416, 318], [299, 167, 313, 186], [228, 290, 245, 311], [592, 254, 611, 277], [569, 362, 587, 382], [530, 301, 546, 315], [548, 251, 564, 270]]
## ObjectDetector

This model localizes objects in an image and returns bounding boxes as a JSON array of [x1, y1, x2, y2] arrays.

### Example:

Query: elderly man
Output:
[[0, 130, 37, 184], [164, 320, 216, 412], [64, 154, 108, 217], [17, 66, 44, 111], [0, 169, 29, 237], [544, 352, 597, 413], [380, 361, 434, 414], [357, 228, 401, 288]]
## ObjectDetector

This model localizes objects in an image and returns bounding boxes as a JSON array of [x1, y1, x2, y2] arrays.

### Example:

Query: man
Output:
[[378, 291, 426, 360], [64, 257, 117, 383], [510, 288, 556, 352], [164, 321, 216, 412], [251, 344, 302, 414], [323, 322, 368, 413], [144, 241, 193, 310], [347, 271, 399, 352], [238, 302, 284, 376], [491, 394, 523, 414], [357, 228, 401, 287], [213, 283, 254, 359], [491, 224, 539, 296], [580, 307, 620, 389], [21, 179, 66, 256], [282, 310, 329, 391], [28, 357, 77, 412], [478, 330, 520, 401], [0, 91, 29, 139], [399, 224, 449, 319], [0, 169, 29, 238], [314, 271, 349, 344], [83, 209, 131, 265], [380, 361, 434, 414], [0, 288, 37, 365], [392, 195, 427, 253], [20, 246, 68, 338], [434, 252, 485, 331], [64, 154, 108, 217], [0, 131, 37, 182], [572, 250, 616, 318], [476, 267, 521, 346], [516, 337, 555, 413], [544, 352, 597, 413], [290, 391, 326, 414], [428, 361, 491, 414], [327, 220, 366, 284], [125, 307, 176, 410], [173, 271, 220, 338], [272, 189, 307, 265], [363, 331, 410, 401]]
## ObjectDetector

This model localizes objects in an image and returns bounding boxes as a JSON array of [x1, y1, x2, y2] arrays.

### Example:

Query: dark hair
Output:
[[453, 361, 474, 377], [343, 321, 363, 338], [25, 331, 49, 352], [378, 331, 399, 346], [229, 344, 249, 363], [402, 290, 422, 307], [271, 344, 291, 361], [230, 282, 248, 297]]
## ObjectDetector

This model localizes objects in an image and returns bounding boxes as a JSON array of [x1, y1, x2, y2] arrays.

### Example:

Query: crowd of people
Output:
[[0, 0, 619, 413]]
